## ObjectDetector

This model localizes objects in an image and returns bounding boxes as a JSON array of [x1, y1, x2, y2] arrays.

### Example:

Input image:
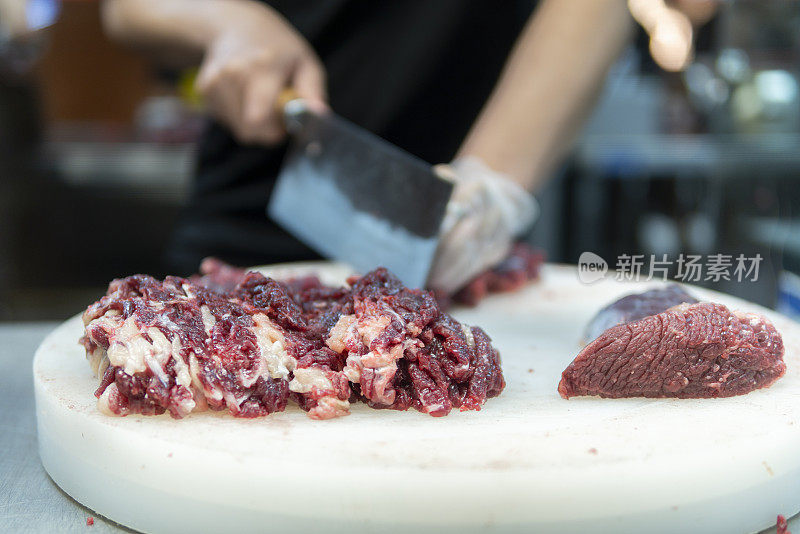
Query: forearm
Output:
[[457, 0, 634, 190], [102, 0, 273, 64]]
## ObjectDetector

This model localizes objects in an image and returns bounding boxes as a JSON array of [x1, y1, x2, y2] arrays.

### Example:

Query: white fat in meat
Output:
[[200, 305, 216, 335], [251, 313, 296, 381], [84, 303, 307, 418], [289, 367, 334, 394], [189, 353, 221, 403], [326, 314, 355, 353], [96, 383, 128, 416], [327, 311, 416, 407], [307, 396, 350, 420], [87, 347, 109, 378], [289, 366, 351, 419]]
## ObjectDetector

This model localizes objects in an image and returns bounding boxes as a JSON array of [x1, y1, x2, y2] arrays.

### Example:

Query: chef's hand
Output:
[[195, 4, 326, 145], [428, 157, 539, 294]]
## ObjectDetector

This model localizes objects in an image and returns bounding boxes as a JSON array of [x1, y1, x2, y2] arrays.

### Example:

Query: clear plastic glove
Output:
[[428, 157, 539, 294]]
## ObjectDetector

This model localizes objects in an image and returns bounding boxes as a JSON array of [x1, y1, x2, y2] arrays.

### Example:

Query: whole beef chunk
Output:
[[583, 285, 698, 343], [559, 302, 785, 399]]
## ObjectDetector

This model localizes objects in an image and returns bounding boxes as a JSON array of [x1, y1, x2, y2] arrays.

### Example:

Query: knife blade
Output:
[[268, 96, 454, 289]]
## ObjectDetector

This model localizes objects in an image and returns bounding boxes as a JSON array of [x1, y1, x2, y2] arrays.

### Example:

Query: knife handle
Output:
[[277, 87, 308, 133], [276, 88, 302, 112]]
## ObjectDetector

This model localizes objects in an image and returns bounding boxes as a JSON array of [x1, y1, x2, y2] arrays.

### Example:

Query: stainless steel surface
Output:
[[43, 141, 194, 203], [576, 133, 800, 176], [269, 104, 453, 288], [0, 322, 131, 533], [0, 321, 794, 533]]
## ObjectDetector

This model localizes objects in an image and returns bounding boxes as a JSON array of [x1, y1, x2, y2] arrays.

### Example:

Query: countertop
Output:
[[0, 321, 796, 534], [0, 322, 130, 533]]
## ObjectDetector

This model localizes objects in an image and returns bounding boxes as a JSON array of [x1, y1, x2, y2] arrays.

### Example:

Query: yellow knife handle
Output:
[[276, 87, 302, 112]]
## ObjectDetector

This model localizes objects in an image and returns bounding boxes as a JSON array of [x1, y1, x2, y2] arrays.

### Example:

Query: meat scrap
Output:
[[777, 514, 791, 534], [448, 243, 544, 307], [81, 268, 504, 420], [559, 300, 786, 399]]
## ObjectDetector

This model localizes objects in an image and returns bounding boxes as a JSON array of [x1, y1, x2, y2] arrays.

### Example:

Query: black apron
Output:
[[166, 0, 536, 274]]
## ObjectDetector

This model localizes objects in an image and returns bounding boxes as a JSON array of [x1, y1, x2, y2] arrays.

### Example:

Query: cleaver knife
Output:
[[268, 92, 454, 289]]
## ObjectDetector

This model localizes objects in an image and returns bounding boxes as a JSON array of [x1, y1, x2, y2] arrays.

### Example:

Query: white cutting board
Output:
[[34, 264, 800, 534]]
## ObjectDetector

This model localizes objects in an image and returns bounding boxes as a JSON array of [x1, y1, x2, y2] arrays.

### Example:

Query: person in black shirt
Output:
[[103, 0, 633, 291]]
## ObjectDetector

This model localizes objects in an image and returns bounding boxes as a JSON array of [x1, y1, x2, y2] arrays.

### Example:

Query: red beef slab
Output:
[[559, 302, 786, 399]]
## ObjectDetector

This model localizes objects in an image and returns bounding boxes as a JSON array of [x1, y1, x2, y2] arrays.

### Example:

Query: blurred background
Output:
[[0, 0, 799, 321]]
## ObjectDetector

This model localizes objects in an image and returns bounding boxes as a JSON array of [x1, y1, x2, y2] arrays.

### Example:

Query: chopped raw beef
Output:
[[777, 514, 791, 534], [583, 285, 698, 342], [447, 243, 544, 307], [559, 301, 785, 399], [81, 268, 504, 420], [81, 274, 308, 419], [189, 257, 248, 294], [326, 268, 504, 415], [191, 241, 544, 309]]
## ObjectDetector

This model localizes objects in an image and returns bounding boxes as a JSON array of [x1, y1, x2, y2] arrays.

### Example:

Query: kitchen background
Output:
[[0, 0, 799, 321]]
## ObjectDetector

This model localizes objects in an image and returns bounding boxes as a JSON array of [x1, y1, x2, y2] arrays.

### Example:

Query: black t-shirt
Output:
[[166, 0, 536, 273]]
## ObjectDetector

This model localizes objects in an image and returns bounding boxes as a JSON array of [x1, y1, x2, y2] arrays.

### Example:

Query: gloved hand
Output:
[[428, 157, 539, 294]]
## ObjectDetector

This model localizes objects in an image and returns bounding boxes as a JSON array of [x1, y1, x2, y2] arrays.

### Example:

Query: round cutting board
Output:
[[34, 264, 800, 534]]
